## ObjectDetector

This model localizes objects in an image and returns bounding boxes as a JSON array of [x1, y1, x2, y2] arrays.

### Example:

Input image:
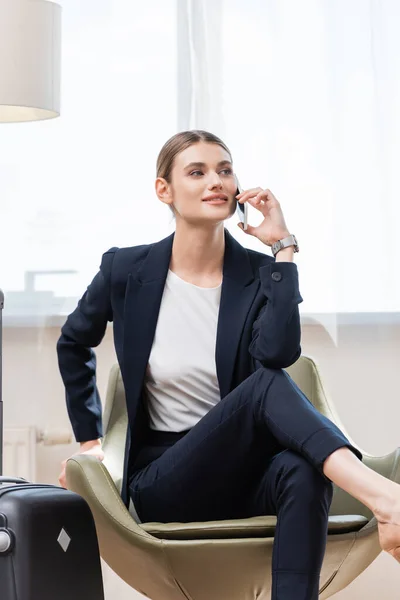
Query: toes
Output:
[[392, 547, 400, 563], [378, 522, 400, 560]]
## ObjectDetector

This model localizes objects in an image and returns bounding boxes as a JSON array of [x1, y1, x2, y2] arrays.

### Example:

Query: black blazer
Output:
[[57, 228, 303, 506]]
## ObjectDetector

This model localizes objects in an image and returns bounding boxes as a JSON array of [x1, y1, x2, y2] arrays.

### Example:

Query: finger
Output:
[[245, 223, 257, 236], [240, 195, 264, 209], [251, 190, 279, 213], [237, 189, 263, 203], [251, 193, 270, 211], [247, 195, 264, 207], [241, 189, 279, 207], [237, 187, 263, 201], [241, 196, 270, 218], [256, 189, 279, 205], [237, 186, 263, 196], [237, 222, 257, 236], [264, 188, 279, 202]]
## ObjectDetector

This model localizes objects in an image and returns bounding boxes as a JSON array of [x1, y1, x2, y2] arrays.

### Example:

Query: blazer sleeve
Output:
[[56, 247, 118, 442], [248, 261, 303, 369]]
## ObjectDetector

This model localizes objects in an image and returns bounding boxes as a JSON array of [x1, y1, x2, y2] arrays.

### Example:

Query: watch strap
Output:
[[271, 234, 299, 257]]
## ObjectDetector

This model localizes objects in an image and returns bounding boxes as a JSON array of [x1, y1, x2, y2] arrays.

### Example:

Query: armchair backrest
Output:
[[286, 355, 336, 417], [101, 364, 128, 494]]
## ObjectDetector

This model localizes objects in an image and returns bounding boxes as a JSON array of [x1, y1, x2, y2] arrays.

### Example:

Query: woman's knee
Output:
[[250, 365, 282, 394], [249, 366, 290, 417]]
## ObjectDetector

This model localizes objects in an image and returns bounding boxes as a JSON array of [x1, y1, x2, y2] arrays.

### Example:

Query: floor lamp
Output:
[[0, 0, 62, 474]]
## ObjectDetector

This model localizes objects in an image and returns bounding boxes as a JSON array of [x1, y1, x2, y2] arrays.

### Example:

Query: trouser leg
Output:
[[246, 449, 333, 600], [251, 367, 361, 472]]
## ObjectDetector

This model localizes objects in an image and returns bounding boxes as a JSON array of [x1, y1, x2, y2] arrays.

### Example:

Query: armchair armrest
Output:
[[65, 454, 154, 544], [65, 455, 187, 598], [362, 447, 400, 481]]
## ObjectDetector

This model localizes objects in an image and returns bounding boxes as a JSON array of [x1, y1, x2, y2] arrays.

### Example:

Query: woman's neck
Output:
[[169, 224, 225, 281]]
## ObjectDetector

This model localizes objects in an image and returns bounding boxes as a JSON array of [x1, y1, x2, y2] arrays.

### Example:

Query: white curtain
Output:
[[177, 0, 224, 133], [0, 0, 399, 327], [177, 0, 400, 325]]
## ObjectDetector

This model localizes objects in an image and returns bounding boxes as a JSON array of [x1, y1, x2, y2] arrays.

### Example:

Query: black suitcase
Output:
[[0, 289, 105, 600]]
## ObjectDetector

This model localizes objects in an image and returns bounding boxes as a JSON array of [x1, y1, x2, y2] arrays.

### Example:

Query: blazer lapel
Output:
[[122, 232, 175, 423], [216, 231, 260, 399]]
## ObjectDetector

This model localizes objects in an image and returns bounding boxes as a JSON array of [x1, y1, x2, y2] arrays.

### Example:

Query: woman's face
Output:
[[157, 142, 238, 225]]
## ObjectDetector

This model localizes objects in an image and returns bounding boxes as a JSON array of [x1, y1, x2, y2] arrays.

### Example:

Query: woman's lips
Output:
[[203, 199, 228, 204]]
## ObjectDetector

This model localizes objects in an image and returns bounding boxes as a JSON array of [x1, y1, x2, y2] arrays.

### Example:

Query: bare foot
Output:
[[377, 521, 400, 562], [374, 497, 400, 562]]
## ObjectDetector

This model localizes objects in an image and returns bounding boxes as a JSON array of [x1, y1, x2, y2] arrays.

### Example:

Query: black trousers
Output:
[[129, 366, 362, 600]]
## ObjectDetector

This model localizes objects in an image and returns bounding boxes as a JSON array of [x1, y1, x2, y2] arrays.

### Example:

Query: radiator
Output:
[[4, 427, 37, 481], [3, 427, 73, 482]]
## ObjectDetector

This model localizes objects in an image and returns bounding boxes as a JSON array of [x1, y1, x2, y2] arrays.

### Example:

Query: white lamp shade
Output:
[[0, 0, 61, 123]]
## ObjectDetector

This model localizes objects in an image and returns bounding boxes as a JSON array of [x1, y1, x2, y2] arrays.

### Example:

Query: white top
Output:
[[144, 268, 222, 431]]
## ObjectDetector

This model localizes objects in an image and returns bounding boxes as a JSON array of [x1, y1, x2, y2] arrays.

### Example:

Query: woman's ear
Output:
[[155, 177, 172, 206]]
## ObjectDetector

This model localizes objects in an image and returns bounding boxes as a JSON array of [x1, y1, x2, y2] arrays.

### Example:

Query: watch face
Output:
[[272, 241, 282, 256]]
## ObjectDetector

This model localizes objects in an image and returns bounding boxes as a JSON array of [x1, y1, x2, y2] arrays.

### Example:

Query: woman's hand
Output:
[[58, 442, 105, 489], [237, 187, 290, 246]]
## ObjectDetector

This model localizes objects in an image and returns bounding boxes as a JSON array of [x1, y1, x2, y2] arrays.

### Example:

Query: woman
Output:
[[57, 130, 400, 599]]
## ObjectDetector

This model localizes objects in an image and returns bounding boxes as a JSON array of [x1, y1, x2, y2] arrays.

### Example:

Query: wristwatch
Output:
[[271, 234, 299, 257]]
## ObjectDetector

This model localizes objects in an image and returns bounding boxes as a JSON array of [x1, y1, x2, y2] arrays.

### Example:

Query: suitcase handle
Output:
[[0, 476, 28, 485]]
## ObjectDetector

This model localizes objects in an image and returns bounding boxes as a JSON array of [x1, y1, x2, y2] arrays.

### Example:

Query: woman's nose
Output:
[[208, 174, 223, 189]]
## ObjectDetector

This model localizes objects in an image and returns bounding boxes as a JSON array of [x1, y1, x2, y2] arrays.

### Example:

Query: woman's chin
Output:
[[201, 202, 235, 217]]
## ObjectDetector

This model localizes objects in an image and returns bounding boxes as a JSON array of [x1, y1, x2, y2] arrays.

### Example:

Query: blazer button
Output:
[[271, 272, 282, 282]]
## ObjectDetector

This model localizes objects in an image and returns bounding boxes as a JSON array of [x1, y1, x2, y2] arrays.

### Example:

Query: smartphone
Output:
[[235, 177, 248, 230]]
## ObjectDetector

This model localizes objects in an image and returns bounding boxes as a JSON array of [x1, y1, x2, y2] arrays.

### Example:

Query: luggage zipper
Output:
[[0, 483, 63, 499]]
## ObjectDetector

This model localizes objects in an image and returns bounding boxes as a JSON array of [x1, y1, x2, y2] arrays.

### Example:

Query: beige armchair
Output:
[[66, 356, 400, 599]]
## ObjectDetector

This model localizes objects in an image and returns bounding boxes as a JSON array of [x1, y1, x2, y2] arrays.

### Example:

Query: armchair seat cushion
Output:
[[140, 514, 369, 540]]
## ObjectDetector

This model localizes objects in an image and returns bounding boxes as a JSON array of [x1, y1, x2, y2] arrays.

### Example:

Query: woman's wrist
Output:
[[80, 439, 102, 450], [274, 246, 295, 262]]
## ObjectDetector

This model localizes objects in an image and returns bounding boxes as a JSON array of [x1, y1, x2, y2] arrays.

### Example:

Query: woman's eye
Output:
[[189, 168, 232, 176]]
